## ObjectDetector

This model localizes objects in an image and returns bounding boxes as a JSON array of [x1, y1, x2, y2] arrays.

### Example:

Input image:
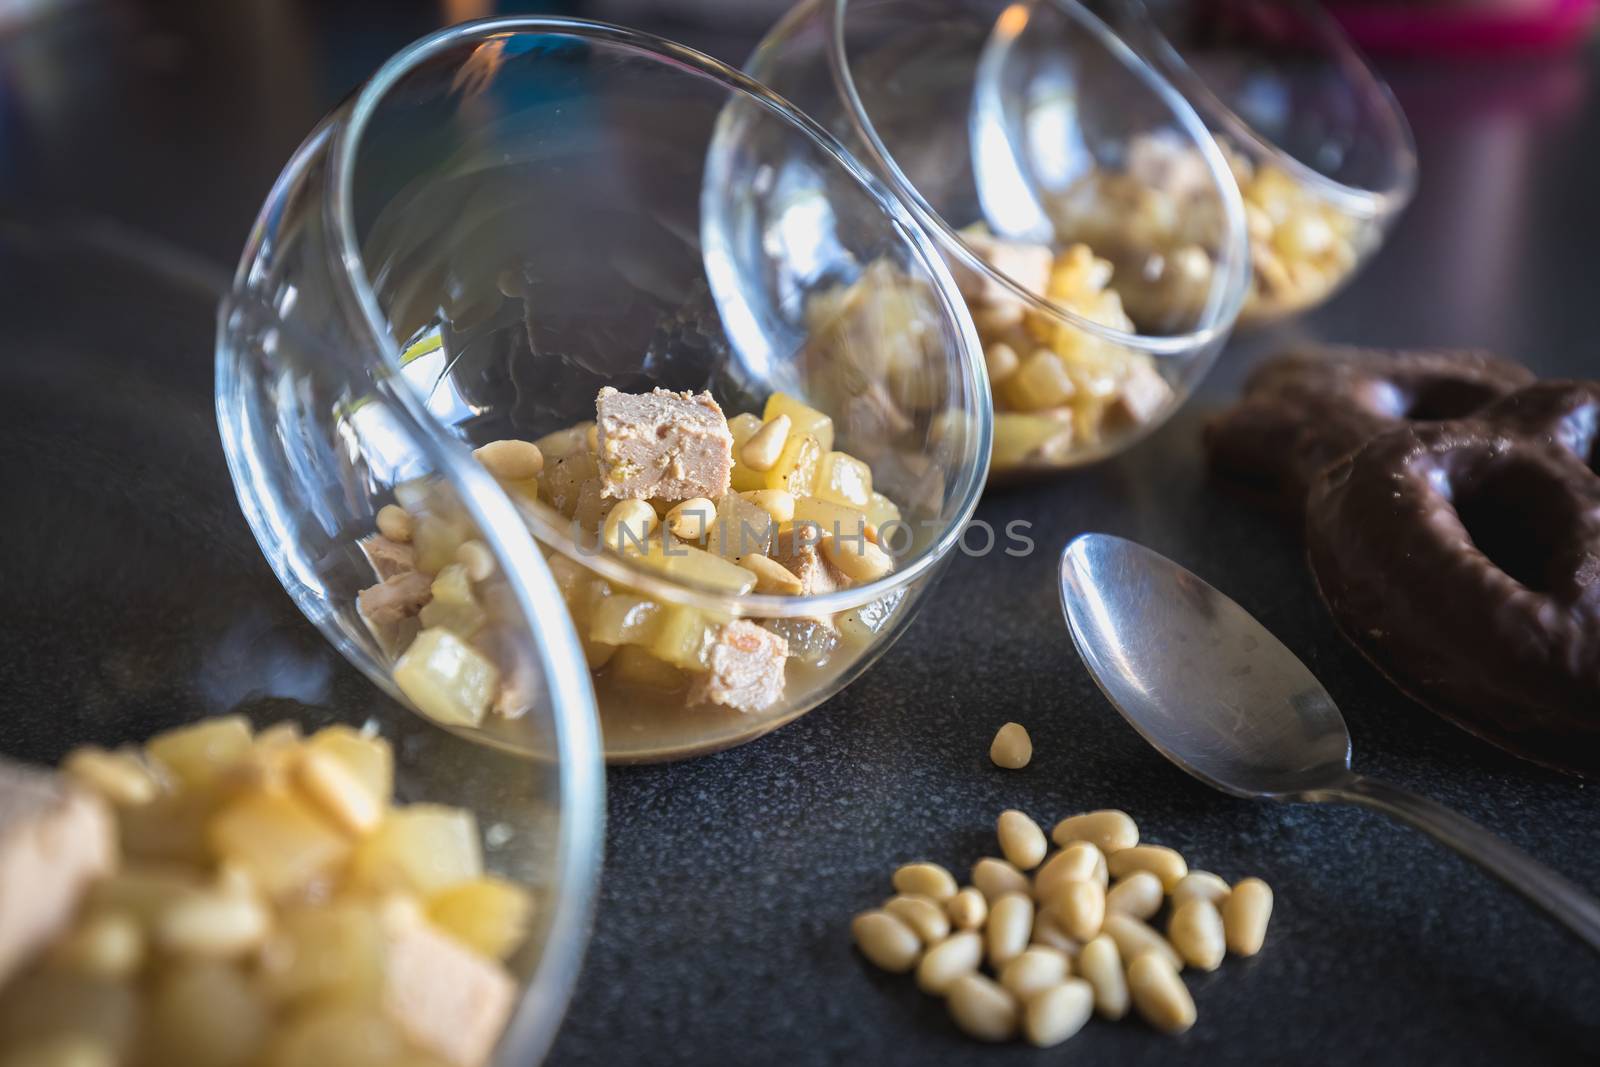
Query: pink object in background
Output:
[[1329, 0, 1600, 53]]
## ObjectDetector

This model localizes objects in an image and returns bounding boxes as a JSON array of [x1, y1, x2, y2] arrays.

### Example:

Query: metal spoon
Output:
[[1058, 532, 1600, 952]]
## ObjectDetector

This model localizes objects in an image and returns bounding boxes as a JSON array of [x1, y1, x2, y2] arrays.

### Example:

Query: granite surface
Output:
[[0, 3, 1597, 1065]]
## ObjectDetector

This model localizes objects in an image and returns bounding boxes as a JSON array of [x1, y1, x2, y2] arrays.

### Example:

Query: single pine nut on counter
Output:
[[1050, 879, 1106, 943], [946, 974, 1020, 1042], [989, 722, 1032, 769], [996, 810, 1048, 870], [156, 892, 270, 958], [986, 893, 1034, 969], [375, 503, 415, 543], [820, 534, 894, 583], [602, 498, 660, 552], [1223, 877, 1274, 957], [1077, 933, 1129, 1020], [1106, 844, 1189, 890], [893, 862, 958, 903], [1171, 870, 1232, 911], [972, 857, 1031, 902], [62, 747, 159, 806], [1023, 978, 1095, 1048], [947, 887, 988, 931], [473, 438, 544, 481], [665, 497, 716, 541], [1050, 809, 1139, 854], [1127, 952, 1197, 1035], [884, 895, 950, 944], [455, 539, 497, 582], [851, 910, 921, 973], [738, 553, 804, 595], [917, 930, 984, 995], [1102, 913, 1184, 972], [1034, 841, 1103, 901], [1106, 871, 1164, 920], [1169, 899, 1226, 971], [741, 413, 792, 471], [999, 946, 1070, 1001]]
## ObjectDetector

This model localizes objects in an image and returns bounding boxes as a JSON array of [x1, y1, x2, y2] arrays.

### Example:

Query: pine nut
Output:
[[851, 910, 921, 973], [62, 747, 159, 806], [996, 810, 1047, 870], [948, 887, 988, 930], [999, 946, 1069, 1001], [985, 341, 1020, 383], [455, 539, 496, 582], [1106, 845, 1188, 890], [1102, 913, 1184, 972], [1034, 842, 1103, 901], [1170, 871, 1232, 912], [740, 490, 796, 523], [972, 857, 1031, 902], [1168, 899, 1225, 972], [1077, 934, 1129, 1020], [1051, 810, 1138, 854], [665, 497, 716, 541], [917, 930, 982, 995], [1030, 909, 1081, 956], [884, 895, 950, 944], [741, 414, 791, 471], [49, 911, 144, 980], [986, 892, 1033, 969], [602, 499, 659, 552], [946, 974, 1019, 1042], [1023, 978, 1094, 1048], [375, 504, 415, 543], [988, 723, 1032, 769], [737, 553, 804, 595], [892, 862, 958, 903], [820, 533, 894, 583], [473, 439, 544, 481], [1222, 877, 1273, 957], [1127, 952, 1196, 1035], [1050, 879, 1105, 942], [1106, 871, 1164, 920], [295, 749, 383, 835], [157, 892, 270, 957]]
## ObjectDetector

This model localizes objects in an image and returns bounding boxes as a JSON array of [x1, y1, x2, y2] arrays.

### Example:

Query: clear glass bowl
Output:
[[1111, 0, 1419, 324], [0, 218, 599, 1066], [216, 17, 990, 766], [745, 0, 1249, 479]]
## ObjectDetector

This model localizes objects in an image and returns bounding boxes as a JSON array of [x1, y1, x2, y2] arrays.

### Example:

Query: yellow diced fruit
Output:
[[146, 716, 253, 792], [0, 973, 137, 1059], [606, 646, 687, 691], [260, 905, 385, 1006], [863, 491, 901, 530], [417, 564, 487, 639], [393, 627, 501, 729], [630, 537, 757, 595], [761, 432, 823, 496], [762, 392, 835, 453], [427, 877, 535, 961], [305, 726, 393, 806], [814, 451, 873, 509], [651, 605, 710, 669], [791, 497, 869, 540], [88, 866, 204, 928], [1002, 350, 1077, 411], [992, 412, 1072, 468], [836, 594, 902, 647], [707, 492, 774, 560], [411, 511, 475, 575], [532, 422, 592, 462], [588, 593, 663, 648], [117, 789, 216, 867], [147, 961, 269, 1067], [727, 413, 767, 492], [208, 791, 351, 900], [539, 450, 601, 518], [348, 805, 483, 897], [263, 1005, 408, 1067]]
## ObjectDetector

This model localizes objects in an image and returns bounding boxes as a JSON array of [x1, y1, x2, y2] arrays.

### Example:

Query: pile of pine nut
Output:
[[850, 809, 1273, 1046]]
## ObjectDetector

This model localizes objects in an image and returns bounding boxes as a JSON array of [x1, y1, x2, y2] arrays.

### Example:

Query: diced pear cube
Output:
[[814, 451, 873, 509], [146, 716, 253, 792], [588, 594, 662, 648], [263, 1005, 409, 1067], [760, 432, 822, 496], [650, 605, 710, 670], [863, 491, 901, 530], [706, 493, 774, 560], [836, 591, 904, 647], [762, 392, 835, 453], [606, 646, 688, 691], [117, 792, 213, 867], [88, 865, 204, 928], [532, 421, 592, 462], [208, 792, 350, 900], [630, 538, 757, 595], [417, 565, 487, 639], [147, 960, 269, 1067], [411, 512, 475, 575], [305, 726, 393, 806], [727, 413, 767, 493], [791, 497, 869, 541], [1002, 349, 1077, 411], [427, 877, 535, 961], [992, 411, 1073, 469], [348, 805, 483, 897], [260, 904, 385, 1006], [393, 627, 501, 729]]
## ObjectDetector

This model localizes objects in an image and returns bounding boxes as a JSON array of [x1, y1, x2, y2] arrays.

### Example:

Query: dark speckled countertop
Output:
[[1, 3, 1597, 1064]]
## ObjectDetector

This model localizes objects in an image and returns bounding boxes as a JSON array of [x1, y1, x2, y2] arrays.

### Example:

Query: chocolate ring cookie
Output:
[[1306, 383, 1600, 774], [1205, 344, 1533, 509]]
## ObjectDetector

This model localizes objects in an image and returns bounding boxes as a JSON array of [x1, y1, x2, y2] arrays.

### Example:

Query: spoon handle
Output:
[[1317, 775, 1600, 954]]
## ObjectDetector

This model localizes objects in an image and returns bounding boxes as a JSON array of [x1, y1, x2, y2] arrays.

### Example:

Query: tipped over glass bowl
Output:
[[216, 17, 991, 767], [1109, 0, 1418, 323], [744, 0, 1249, 480]]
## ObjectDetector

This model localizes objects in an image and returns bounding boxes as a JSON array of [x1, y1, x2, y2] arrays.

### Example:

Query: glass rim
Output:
[[326, 17, 993, 619], [1124, 0, 1419, 217], [815, 0, 1252, 357]]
